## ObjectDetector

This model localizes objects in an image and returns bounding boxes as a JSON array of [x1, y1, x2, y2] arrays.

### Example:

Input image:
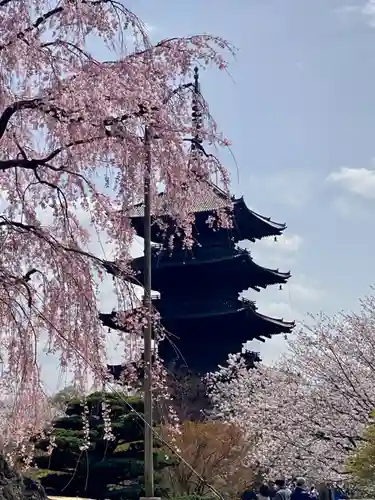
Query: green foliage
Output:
[[31, 391, 173, 500], [347, 409, 375, 494], [49, 385, 82, 412]]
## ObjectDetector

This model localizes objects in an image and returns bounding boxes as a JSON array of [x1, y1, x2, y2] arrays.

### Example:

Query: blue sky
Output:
[[124, 0, 375, 363], [40, 0, 375, 388]]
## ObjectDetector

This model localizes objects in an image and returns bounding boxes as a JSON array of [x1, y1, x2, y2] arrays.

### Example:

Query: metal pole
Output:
[[143, 125, 154, 498]]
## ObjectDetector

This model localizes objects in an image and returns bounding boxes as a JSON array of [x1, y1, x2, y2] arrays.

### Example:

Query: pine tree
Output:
[[32, 391, 172, 500]]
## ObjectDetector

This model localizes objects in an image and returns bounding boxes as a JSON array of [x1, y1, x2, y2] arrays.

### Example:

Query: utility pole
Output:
[[142, 124, 155, 499], [142, 68, 200, 499]]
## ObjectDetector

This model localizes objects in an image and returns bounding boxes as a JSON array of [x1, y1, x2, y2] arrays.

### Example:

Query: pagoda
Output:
[[100, 68, 294, 375]]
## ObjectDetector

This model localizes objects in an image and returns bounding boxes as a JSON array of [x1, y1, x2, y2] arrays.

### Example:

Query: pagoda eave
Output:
[[161, 306, 295, 334], [129, 251, 291, 292], [127, 183, 231, 220], [234, 197, 286, 230], [107, 348, 261, 378], [99, 303, 295, 340], [127, 183, 287, 244], [232, 197, 287, 241]]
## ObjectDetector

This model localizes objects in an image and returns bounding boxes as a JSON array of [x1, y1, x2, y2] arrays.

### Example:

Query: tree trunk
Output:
[[0, 455, 47, 500]]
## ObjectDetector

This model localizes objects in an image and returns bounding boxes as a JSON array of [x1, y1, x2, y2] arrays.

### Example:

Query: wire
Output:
[[29, 301, 225, 500]]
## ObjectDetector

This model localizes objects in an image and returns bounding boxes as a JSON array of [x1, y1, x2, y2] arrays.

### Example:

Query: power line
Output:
[[25, 300, 225, 500]]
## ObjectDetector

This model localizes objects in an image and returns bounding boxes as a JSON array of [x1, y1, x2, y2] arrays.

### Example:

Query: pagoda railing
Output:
[[153, 296, 257, 317], [145, 243, 249, 265]]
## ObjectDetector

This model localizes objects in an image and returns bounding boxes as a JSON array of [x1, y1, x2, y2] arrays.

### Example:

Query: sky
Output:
[[40, 0, 375, 388], [124, 0, 375, 364]]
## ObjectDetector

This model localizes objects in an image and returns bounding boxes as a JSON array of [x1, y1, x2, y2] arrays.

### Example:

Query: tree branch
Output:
[[183, 138, 212, 157], [0, 0, 118, 52], [0, 6, 64, 51], [0, 135, 103, 171], [0, 268, 40, 308], [0, 78, 196, 143], [0, 96, 157, 144], [0, 218, 138, 299], [0, 98, 79, 140], [0, 216, 109, 269]]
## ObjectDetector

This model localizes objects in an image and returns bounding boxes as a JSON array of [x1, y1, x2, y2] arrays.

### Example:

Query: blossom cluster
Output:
[[0, 0, 234, 446], [208, 295, 375, 482], [101, 399, 115, 442], [79, 399, 91, 451]]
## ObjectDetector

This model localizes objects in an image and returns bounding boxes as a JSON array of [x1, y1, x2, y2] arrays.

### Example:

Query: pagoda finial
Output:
[[194, 66, 200, 94], [191, 66, 203, 152]]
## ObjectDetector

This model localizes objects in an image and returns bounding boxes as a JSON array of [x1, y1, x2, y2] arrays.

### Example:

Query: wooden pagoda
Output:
[[101, 181, 294, 373], [101, 68, 294, 375]]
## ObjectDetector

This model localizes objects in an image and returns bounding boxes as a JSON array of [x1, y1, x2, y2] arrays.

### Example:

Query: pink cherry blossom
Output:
[[208, 294, 375, 482], [0, 0, 234, 451]]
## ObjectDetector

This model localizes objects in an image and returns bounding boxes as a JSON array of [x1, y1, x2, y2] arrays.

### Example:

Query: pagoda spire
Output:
[[99, 67, 295, 375], [190, 66, 213, 186], [191, 66, 203, 152]]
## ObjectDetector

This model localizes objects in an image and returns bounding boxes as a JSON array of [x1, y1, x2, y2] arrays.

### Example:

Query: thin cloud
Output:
[[245, 301, 302, 365], [289, 283, 325, 303], [335, 1, 375, 27], [246, 170, 317, 208], [333, 5, 361, 15], [258, 233, 303, 253], [330, 195, 373, 220], [362, 0, 375, 26], [144, 23, 156, 33], [327, 166, 375, 199], [250, 233, 303, 270]]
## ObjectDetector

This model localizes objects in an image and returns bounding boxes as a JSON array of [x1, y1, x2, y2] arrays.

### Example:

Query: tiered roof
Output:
[[100, 179, 294, 372], [100, 63, 293, 373], [130, 246, 290, 293], [100, 296, 294, 352], [100, 297, 293, 374], [128, 182, 286, 243]]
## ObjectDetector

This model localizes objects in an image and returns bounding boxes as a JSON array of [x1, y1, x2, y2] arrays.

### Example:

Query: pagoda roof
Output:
[[157, 296, 295, 337], [106, 350, 261, 380], [156, 297, 293, 327], [128, 181, 286, 242], [99, 298, 295, 342], [99, 298, 294, 374], [128, 247, 291, 292], [234, 198, 286, 232], [128, 182, 231, 217]]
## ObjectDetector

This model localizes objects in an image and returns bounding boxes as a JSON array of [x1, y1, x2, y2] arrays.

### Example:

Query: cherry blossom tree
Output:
[[0, 0, 233, 449], [208, 294, 375, 481]]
